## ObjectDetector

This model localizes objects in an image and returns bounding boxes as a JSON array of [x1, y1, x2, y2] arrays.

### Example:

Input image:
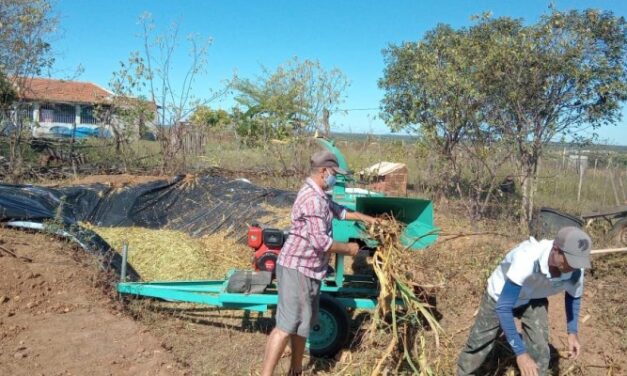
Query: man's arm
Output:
[[304, 199, 360, 256], [495, 279, 526, 355], [328, 241, 359, 256], [565, 292, 581, 334], [496, 279, 539, 376], [344, 211, 378, 225], [565, 292, 582, 359]]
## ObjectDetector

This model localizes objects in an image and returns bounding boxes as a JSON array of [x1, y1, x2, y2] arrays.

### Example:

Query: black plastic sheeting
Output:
[[0, 175, 296, 279]]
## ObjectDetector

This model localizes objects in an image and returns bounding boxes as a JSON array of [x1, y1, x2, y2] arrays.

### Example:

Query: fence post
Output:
[[120, 242, 128, 283], [593, 158, 598, 178], [618, 168, 626, 202], [577, 155, 584, 203], [608, 157, 620, 206]]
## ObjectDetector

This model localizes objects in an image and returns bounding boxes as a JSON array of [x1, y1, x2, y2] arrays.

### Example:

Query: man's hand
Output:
[[375, 218, 391, 227], [516, 353, 539, 376], [347, 242, 360, 257], [567, 333, 581, 359]]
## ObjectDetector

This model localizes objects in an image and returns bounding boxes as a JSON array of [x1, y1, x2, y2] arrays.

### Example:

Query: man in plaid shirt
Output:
[[261, 150, 378, 376]]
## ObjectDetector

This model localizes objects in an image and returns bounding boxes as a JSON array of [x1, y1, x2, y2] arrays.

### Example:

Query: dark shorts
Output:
[[275, 264, 321, 338]]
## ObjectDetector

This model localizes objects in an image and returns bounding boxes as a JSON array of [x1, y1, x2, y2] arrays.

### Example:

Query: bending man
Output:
[[457, 227, 592, 376]]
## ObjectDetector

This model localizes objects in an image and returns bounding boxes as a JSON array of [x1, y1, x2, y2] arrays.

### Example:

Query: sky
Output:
[[52, 0, 627, 145]]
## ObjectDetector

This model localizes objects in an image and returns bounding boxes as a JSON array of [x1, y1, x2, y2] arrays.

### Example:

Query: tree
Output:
[[190, 105, 231, 130], [0, 69, 16, 116], [111, 12, 225, 173], [479, 9, 627, 223], [379, 23, 513, 219], [0, 0, 56, 182], [380, 9, 627, 223], [96, 52, 156, 171], [232, 58, 349, 145]]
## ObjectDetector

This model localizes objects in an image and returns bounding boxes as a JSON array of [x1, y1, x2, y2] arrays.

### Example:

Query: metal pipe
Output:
[[121, 242, 128, 282]]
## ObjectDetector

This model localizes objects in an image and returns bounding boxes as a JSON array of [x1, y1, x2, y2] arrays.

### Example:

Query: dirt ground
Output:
[[0, 228, 187, 376], [1, 212, 625, 375], [48, 173, 169, 187]]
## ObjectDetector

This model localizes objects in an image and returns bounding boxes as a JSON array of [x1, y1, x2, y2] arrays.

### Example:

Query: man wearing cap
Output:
[[457, 226, 592, 376], [261, 150, 378, 376]]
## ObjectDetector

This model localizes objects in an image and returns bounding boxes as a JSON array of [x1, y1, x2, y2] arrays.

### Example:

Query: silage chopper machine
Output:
[[116, 138, 439, 357]]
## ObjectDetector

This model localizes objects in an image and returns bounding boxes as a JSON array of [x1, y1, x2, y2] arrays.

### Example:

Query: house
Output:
[[14, 77, 156, 140], [13, 77, 113, 139], [359, 161, 408, 196]]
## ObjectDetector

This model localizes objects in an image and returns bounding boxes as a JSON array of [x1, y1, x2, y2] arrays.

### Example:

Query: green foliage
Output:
[[379, 9, 627, 221], [190, 106, 231, 129], [0, 0, 57, 182], [0, 0, 55, 79], [0, 69, 16, 110], [232, 57, 349, 146]]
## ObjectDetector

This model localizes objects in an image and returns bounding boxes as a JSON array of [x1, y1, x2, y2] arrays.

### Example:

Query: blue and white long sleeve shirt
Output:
[[486, 238, 583, 355]]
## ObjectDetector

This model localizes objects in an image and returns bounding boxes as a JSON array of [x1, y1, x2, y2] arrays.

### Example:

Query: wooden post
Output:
[[608, 158, 620, 205], [577, 156, 584, 203], [70, 119, 78, 178], [618, 168, 626, 202], [591, 247, 627, 255], [593, 158, 598, 178]]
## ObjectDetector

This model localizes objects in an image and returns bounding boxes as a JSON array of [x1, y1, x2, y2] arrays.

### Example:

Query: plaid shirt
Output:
[[277, 178, 346, 280]]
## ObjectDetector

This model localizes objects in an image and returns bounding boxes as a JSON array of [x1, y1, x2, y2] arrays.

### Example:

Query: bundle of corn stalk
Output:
[[360, 217, 446, 376]]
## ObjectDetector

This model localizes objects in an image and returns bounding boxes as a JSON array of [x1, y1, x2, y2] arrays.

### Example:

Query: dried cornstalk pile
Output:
[[360, 218, 446, 375]]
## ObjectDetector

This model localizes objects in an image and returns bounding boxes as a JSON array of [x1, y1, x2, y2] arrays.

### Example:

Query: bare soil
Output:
[[63, 174, 168, 186], [0, 227, 187, 376], [0, 198, 624, 375]]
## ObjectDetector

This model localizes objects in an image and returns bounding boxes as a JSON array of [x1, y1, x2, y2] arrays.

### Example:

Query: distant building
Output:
[[568, 154, 589, 171], [12, 77, 156, 139], [359, 161, 408, 196]]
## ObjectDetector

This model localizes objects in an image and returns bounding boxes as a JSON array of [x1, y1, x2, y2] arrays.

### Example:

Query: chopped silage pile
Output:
[[79, 189, 295, 281], [87, 226, 251, 281]]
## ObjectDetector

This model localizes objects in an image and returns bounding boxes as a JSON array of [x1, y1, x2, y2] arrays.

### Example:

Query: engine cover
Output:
[[255, 250, 279, 273]]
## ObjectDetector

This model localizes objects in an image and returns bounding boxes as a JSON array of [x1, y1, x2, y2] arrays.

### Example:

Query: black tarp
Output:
[[0, 175, 295, 235], [0, 175, 296, 280]]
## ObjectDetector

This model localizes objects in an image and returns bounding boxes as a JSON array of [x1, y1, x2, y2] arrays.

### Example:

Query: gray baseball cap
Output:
[[554, 226, 592, 269], [311, 150, 348, 175]]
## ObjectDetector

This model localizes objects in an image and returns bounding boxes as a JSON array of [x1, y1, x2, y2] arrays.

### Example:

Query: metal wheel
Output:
[[307, 295, 350, 358]]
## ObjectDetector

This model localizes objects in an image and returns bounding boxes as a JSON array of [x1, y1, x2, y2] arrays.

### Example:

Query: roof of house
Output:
[[359, 161, 407, 176], [17, 77, 113, 104]]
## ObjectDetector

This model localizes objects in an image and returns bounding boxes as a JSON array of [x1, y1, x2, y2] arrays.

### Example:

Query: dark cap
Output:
[[310, 150, 348, 175], [554, 226, 592, 269]]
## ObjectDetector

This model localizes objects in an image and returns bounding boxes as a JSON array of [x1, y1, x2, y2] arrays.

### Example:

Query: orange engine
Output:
[[247, 224, 287, 274]]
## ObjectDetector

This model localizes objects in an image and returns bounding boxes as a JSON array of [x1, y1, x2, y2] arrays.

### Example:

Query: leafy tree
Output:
[[0, 0, 56, 182], [0, 69, 16, 114], [190, 105, 231, 129], [379, 23, 512, 219], [479, 9, 627, 223], [233, 58, 349, 145], [380, 9, 627, 223]]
